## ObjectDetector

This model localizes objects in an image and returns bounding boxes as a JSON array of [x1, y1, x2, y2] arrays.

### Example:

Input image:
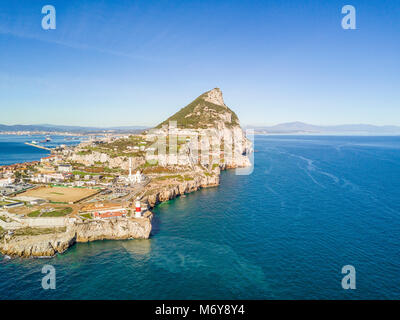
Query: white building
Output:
[[40, 155, 58, 164], [0, 177, 14, 187], [58, 164, 72, 173], [120, 158, 144, 185], [31, 173, 65, 183]]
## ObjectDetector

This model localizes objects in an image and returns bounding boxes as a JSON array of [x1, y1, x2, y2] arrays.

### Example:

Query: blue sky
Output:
[[0, 0, 399, 127]]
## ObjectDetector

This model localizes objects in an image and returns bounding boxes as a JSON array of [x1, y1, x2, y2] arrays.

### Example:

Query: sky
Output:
[[0, 0, 399, 127]]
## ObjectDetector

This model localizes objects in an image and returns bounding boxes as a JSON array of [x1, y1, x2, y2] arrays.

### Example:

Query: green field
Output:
[[80, 213, 92, 220], [27, 210, 41, 217]]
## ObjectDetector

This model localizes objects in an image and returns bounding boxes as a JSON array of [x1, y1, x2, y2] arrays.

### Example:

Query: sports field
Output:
[[18, 186, 100, 203]]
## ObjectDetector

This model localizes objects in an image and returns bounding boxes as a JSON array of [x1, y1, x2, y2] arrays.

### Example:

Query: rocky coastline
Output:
[[144, 172, 220, 208], [0, 213, 153, 257], [0, 163, 245, 258], [0, 88, 252, 258]]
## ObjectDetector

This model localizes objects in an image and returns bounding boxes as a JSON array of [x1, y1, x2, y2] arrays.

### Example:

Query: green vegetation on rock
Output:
[[13, 227, 66, 236], [27, 210, 41, 217], [80, 213, 92, 220], [156, 89, 239, 129]]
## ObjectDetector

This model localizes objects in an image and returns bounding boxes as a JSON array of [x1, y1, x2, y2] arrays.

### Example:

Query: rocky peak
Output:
[[203, 88, 226, 107], [156, 88, 239, 129]]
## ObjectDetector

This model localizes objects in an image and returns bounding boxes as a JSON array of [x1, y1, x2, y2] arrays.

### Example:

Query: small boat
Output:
[[31, 140, 38, 144], [4, 255, 11, 260], [40, 136, 51, 143]]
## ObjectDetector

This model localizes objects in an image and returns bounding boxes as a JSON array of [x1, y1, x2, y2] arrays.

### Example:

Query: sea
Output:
[[1, 135, 400, 299], [0, 134, 83, 166]]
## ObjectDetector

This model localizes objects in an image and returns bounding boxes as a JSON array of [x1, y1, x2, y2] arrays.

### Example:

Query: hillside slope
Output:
[[156, 88, 240, 129]]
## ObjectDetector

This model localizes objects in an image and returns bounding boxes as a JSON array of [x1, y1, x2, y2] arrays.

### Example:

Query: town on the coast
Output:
[[0, 88, 252, 257]]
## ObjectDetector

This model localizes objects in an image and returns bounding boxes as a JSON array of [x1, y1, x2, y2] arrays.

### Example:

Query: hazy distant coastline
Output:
[[0, 124, 148, 135], [2, 121, 400, 136], [0, 124, 148, 134], [246, 122, 400, 136]]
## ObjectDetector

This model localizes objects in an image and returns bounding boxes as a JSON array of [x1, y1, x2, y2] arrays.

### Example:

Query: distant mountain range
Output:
[[0, 124, 149, 134], [246, 122, 400, 135], [2, 121, 400, 135]]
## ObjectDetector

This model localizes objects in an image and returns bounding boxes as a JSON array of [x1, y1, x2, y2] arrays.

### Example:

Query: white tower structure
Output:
[[122, 158, 144, 185], [126, 158, 136, 184], [129, 158, 133, 180], [135, 170, 142, 183]]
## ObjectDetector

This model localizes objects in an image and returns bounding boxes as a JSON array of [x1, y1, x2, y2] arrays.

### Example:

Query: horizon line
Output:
[[2, 121, 400, 128]]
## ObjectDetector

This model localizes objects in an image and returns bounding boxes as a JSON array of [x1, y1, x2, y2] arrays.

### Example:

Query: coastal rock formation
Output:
[[74, 214, 152, 242], [156, 88, 239, 130], [144, 174, 219, 208], [0, 231, 76, 257], [0, 215, 153, 257], [152, 88, 252, 168], [0, 88, 251, 258]]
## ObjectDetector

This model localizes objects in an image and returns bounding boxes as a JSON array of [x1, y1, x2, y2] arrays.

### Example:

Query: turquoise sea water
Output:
[[1, 135, 400, 299]]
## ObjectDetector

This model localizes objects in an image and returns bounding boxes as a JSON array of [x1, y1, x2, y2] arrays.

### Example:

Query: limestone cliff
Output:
[[144, 173, 220, 208], [74, 214, 152, 242], [0, 215, 153, 257], [0, 231, 76, 257], [151, 88, 252, 169], [1, 89, 252, 258]]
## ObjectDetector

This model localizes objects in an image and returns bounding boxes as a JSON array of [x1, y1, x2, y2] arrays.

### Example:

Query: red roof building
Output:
[[93, 210, 126, 219]]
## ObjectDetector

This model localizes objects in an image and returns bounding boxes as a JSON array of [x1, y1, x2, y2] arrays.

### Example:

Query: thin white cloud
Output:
[[0, 26, 159, 62]]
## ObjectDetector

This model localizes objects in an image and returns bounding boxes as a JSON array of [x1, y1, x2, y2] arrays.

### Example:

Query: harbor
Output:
[[24, 142, 53, 151]]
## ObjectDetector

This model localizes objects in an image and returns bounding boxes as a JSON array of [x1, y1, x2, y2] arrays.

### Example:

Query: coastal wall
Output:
[[0, 211, 74, 229], [0, 210, 23, 229], [22, 217, 70, 228], [0, 219, 22, 229]]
